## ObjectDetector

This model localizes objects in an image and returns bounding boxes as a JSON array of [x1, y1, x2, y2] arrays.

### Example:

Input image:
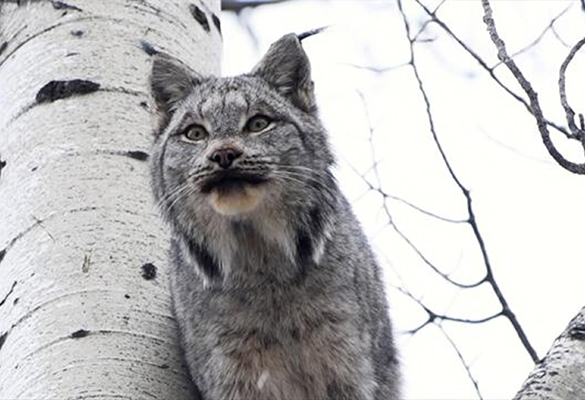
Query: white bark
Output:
[[514, 306, 585, 400], [0, 1, 221, 398]]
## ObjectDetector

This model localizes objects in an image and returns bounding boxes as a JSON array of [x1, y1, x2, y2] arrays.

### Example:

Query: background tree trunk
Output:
[[513, 306, 585, 400], [0, 1, 221, 398]]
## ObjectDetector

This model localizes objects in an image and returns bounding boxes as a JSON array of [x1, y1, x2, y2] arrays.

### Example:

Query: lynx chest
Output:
[[188, 280, 376, 400]]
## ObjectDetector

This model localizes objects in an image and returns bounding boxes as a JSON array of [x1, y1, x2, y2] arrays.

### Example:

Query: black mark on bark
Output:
[[141, 263, 157, 280], [0, 42, 7, 56], [124, 294, 130, 299], [0, 249, 5, 264], [570, 325, 585, 341], [139, 40, 158, 56], [36, 80, 100, 104], [82, 252, 91, 273], [70, 329, 90, 339], [52, 1, 82, 12], [0, 158, 5, 178], [0, 331, 7, 352], [0, 281, 17, 308], [125, 150, 149, 161], [4, 0, 35, 6], [189, 4, 210, 32], [70, 30, 84, 37], [159, 363, 170, 369], [211, 13, 221, 34]]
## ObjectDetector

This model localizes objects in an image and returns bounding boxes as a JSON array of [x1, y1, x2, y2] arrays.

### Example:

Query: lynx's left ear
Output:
[[251, 33, 316, 113], [150, 53, 203, 133]]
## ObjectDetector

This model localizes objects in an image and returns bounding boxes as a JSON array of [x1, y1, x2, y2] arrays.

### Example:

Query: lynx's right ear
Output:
[[150, 53, 203, 133], [251, 33, 317, 113]]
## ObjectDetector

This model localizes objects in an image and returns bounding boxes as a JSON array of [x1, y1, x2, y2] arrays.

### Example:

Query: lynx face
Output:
[[150, 34, 338, 278], [154, 74, 324, 219]]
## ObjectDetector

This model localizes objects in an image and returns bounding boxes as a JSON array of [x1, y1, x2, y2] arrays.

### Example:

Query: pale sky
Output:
[[222, 1, 585, 398]]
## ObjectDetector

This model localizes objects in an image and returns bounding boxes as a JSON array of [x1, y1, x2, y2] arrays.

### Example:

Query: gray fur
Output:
[[149, 33, 400, 400]]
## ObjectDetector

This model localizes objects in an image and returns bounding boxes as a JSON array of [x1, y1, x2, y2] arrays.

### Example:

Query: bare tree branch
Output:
[[398, 0, 539, 363], [482, 0, 585, 174], [395, 283, 500, 335], [413, 0, 571, 139], [426, 308, 502, 326], [559, 37, 585, 146], [393, 220, 485, 290], [351, 92, 481, 290], [354, 91, 466, 224]]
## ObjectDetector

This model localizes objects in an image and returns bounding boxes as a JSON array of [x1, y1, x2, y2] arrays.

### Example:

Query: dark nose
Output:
[[208, 147, 243, 169]]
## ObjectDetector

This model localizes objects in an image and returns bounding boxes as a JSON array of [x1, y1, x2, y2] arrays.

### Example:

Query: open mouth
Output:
[[200, 172, 269, 194]]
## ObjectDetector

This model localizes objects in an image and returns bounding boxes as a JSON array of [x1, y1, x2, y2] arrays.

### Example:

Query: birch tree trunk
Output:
[[514, 306, 585, 400], [0, 1, 221, 398]]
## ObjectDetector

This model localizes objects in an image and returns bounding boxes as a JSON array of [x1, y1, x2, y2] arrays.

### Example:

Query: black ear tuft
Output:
[[251, 33, 317, 113], [297, 26, 328, 41], [150, 53, 203, 133]]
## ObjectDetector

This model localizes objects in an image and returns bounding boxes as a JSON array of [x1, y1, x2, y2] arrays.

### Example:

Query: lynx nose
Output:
[[208, 147, 243, 169]]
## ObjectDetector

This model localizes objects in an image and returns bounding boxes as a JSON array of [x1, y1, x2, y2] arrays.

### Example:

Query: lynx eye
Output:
[[245, 115, 272, 133], [182, 124, 208, 142]]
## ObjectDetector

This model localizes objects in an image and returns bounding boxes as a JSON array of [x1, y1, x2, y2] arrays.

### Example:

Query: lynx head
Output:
[[149, 33, 338, 281]]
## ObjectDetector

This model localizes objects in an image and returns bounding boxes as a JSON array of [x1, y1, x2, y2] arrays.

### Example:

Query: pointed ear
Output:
[[251, 34, 316, 113], [150, 53, 203, 133]]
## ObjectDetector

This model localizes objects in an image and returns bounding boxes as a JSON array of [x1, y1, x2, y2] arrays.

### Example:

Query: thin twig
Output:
[[340, 61, 410, 74], [394, 283, 500, 337], [352, 91, 467, 225], [437, 324, 484, 399], [412, 0, 447, 42], [404, 298, 503, 334], [492, 4, 572, 68], [350, 92, 482, 290]]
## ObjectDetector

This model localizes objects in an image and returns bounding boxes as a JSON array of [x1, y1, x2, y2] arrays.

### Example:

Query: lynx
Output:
[[149, 32, 400, 400]]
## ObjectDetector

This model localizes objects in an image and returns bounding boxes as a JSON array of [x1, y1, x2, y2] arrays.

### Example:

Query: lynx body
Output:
[[149, 33, 400, 400]]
